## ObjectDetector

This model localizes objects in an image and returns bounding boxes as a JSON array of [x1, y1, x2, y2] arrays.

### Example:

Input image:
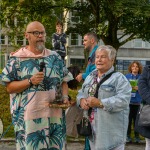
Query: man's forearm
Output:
[[62, 81, 69, 102], [6, 79, 31, 94]]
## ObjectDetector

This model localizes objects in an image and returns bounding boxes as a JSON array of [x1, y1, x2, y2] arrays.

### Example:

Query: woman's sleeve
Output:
[[76, 76, 90, 107], [101, 73, 132, 112]]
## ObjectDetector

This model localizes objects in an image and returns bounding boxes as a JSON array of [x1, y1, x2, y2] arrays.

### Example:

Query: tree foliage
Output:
[[1, 0, 150, 55], [66, 0, 150, 50], [0, 0, 74, 48]]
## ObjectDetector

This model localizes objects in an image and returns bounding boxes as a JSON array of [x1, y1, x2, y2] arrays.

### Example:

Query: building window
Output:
[[116, 60, 146, 74], [122, 41, 132, 48], [134, 39, 143, 48], [116, 60, 131, 74], [145, 41, 150, 48], [17, 36, 24, 46], [0, 35, 5, 44], [71, 10, 80, 23], [71, 33, 78, 45], [8, 36, 12, 45]]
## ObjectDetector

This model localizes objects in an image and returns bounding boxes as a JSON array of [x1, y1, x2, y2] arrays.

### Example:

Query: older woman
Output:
[[77, 45, 132, 150]]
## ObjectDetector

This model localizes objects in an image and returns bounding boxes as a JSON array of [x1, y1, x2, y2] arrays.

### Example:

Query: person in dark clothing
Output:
[[52, 20, 67, 60], [67, 66, 80, 90], [125, 61, 143, 143], [137, 65, 150, 150]]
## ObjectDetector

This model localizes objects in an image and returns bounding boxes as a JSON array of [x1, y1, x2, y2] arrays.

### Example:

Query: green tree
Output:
[[0, 0, 74, 49], [66, 0, 150, 51]]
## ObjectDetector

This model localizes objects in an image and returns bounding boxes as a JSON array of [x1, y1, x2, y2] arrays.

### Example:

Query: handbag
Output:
[[76, 117, 92, 136], [76, 71, 115, 136], [138, 104, 150, 127]]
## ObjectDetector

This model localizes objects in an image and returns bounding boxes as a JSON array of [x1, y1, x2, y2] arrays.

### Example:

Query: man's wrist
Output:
[[62, 95, 69, 100], [28, 78, 33, 86]]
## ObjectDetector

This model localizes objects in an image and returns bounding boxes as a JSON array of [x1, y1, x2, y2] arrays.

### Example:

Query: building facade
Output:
[[64, 7, 150, 74], [1, 3, 150, 73]]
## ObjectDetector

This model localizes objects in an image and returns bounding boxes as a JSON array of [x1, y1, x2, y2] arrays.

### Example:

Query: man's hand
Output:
[[76, 73, 83, 82], [57, 28, 62, 34], [30, 72, 44, 85]]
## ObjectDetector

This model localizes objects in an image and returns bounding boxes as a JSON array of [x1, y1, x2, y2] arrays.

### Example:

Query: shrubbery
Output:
[[0, 84, 14, 138]]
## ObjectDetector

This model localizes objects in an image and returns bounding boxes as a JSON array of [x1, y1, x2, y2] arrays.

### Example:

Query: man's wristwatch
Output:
[[28, 78, 33, 86]]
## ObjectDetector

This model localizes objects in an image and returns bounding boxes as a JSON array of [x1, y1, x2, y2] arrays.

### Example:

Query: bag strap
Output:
[[94, 71, 115, 98], [88, 71, 115, 116]]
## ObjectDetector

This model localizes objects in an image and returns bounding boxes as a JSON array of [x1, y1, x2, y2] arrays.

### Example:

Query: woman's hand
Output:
[[80, 98, 90, 110], [132, 86, 138, 91], [86, 96, 101, 108]]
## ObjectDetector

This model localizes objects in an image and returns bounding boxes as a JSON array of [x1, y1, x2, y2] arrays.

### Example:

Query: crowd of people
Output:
[[1, 20, 150, 150]]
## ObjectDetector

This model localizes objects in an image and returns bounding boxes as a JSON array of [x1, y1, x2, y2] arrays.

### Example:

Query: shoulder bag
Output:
[[138, 104, 150, 127]]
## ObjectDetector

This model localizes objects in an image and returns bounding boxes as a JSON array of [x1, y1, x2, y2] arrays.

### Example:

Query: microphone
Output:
[[39, 62, 45, 72], [39, 62, 46, 90]]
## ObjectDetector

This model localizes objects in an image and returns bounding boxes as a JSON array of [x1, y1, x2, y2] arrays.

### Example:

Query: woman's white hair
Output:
[[96, 45, 116, 60]]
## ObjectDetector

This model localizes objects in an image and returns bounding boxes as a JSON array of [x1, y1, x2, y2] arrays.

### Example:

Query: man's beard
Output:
[[36, 43, 45, 52], [85, 47, 90, 52], [85, 45, 91, 52]]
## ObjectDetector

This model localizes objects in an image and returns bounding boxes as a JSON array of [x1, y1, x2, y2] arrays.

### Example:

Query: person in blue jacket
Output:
[[125, 61, 143, 143], [76, 32, 98, 82], [76, 32, 98, 150]]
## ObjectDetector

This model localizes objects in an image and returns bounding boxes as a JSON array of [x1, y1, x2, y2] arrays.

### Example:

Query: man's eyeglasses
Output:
[[27, 31, 46, 37]]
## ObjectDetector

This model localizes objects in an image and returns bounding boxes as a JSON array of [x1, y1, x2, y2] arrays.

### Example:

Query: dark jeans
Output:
[[127, 104, 140, 138], [84, 137, 91, 150]]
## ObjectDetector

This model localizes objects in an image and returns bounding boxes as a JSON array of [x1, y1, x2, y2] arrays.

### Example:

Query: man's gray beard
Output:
[[36, 44, 45, 52]]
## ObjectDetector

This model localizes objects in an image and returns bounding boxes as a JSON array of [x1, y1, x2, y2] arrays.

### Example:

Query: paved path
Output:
[[0, 141, 145, 150]]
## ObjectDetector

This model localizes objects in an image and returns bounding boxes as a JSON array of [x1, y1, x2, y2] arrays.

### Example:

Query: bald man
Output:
[[1, 21, 73, 150], [25, 21, 46, 53]]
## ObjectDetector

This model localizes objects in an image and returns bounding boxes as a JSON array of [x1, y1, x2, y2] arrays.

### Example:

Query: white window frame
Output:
[[16, 36, 24, 46], [69, 34, 83, 46], [70, 33, 79, 46], [0, 35, 5, 45], [71, 10, 80, 23]]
